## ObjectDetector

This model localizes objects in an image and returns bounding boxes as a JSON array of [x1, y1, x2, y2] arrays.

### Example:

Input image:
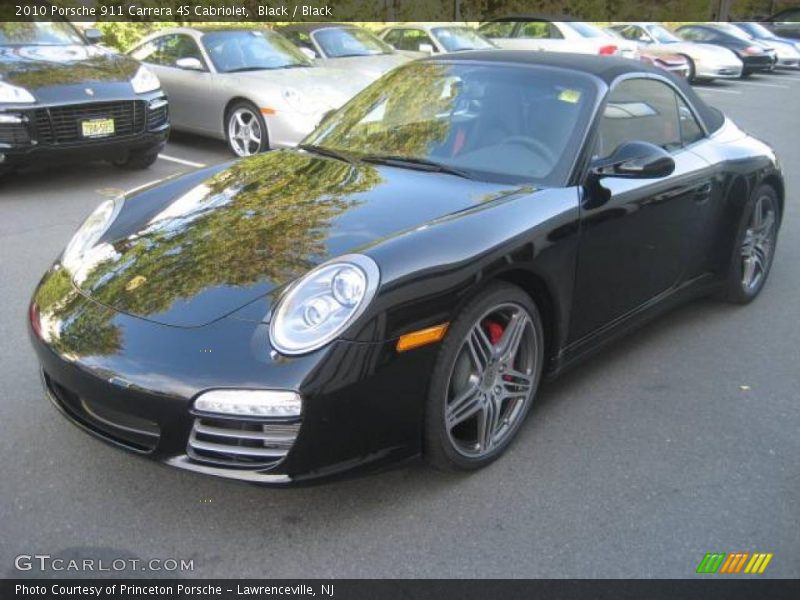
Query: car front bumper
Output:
[[265, 107, 332, 149], [0, 92, 169, 170], [29, 265, 432, 485], [695, 61, 744, 79]]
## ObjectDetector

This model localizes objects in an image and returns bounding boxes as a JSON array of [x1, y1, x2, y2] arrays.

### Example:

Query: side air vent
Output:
[[187, 416, 299, 469]]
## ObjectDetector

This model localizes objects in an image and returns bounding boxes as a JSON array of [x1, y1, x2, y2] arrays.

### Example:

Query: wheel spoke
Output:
[[502, 369, 533, 397], [476, 397, 498, 452], [235, 112, 247, 127], [742, 255, 757, 286], [467, 325, 493, 374], [757, 211, 775, 235], [497, 311, 528, 362], [751, 197, 764, 229], [446, 385, 483, 428]]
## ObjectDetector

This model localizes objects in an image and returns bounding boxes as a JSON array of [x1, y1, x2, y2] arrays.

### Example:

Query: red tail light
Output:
[[743, 45, 763, 55], [598, 44, 618, 55]]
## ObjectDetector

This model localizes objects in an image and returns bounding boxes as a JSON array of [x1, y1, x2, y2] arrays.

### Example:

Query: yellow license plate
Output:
[[81, 118, 115, 138]]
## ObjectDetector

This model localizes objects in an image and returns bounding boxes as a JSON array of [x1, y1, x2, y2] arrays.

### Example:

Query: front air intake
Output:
[[187, 416, 299, 469]]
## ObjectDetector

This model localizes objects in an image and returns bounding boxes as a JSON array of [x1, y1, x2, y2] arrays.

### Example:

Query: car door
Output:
[[477, 21, 518, 48], [569, 77, 715, 342]]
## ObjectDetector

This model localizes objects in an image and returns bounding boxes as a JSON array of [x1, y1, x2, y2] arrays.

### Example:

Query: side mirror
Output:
[[300, 47, 317, 60], [591, 141, 675, 179], [84, 28, 103, 45], [418, 43, 435, 55], [175, 57, 205, 71]]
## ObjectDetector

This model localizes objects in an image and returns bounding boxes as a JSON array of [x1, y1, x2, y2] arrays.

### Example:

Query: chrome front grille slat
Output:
[[188, 434, 288, 458], [193, 421, 295, 445], [187, 416, 300, 469]]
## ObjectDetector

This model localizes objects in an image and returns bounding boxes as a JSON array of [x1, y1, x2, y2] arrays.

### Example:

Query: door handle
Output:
[[693, 182, 713, 203]]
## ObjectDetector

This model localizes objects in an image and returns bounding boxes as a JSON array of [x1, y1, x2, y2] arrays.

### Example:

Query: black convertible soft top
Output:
[[431, 50, 725, 134]]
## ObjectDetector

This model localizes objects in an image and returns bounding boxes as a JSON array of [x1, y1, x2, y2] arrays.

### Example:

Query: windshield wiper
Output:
[[298, 144, 357, 165], [224, 67, 270, 73], [360, 155, 474, 179]]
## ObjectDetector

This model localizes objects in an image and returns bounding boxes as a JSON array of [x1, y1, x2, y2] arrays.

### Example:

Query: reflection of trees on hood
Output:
[[310, 63, 457, 158], [34, 267, 122, 358], [73, 150, 382, 319]]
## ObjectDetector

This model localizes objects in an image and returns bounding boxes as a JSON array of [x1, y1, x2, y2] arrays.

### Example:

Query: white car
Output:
[[378, 23, 497, 55], [609, 23, 744, 81], [277, 23, 411, 80], [478, 18, 637, 58], [730, 22, 800, 69], [128, 27, 372, 156]]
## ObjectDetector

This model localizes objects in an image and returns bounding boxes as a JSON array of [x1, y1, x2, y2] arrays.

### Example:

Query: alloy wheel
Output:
[[740, 193, 777, 292], [228, 107, 264, 157], [444, 302, 537, 458]]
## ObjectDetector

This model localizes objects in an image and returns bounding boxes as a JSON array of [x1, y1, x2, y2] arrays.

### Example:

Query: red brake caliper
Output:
[[483, 320, 512, 381]]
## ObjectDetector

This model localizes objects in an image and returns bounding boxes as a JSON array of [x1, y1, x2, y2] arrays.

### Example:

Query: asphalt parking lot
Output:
[[1, 71, 799, 579]]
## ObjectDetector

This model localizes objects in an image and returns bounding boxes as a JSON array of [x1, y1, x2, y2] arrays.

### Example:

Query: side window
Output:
[[676, 95, 704, 145], [130, 38, 163, 65], [395, 29, 435, 52], [382, 29, 402, 48], [625, 26, 649, 42], [598, 79, 683, 158], [478, 22, 515, 39], [284, 31, 315, 55], [160, 34, 205, 68], [519, 22, 551, 39], [678, 27, 701, 41]]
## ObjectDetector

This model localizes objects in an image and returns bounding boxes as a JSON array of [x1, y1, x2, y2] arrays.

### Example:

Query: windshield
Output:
[[714, 23, 752, 40], [304, 62, 597, 185], [647, 24, 681, 43], [0, 22, 84, 46], [567, 22, 607, 38], [314, 27, 393, 57], [432, 27, 494, 51], [736, 22, 776, 39], [202, 30, 311, 72]]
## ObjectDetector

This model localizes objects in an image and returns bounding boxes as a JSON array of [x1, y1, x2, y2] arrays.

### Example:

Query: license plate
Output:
[[81, 118, 115, 138]]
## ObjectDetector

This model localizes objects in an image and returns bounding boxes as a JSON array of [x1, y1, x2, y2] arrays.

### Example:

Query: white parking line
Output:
[[158, 154, 207, 168], [696, 88, 742, 95], [732, 80, 791, 89]]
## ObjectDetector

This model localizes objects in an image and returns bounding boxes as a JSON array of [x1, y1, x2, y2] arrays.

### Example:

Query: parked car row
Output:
[[2, 18, 798, 177]]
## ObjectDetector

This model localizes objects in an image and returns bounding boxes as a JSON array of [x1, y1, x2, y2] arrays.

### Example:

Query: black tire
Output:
[[721, 184, 780, 304], [681, 55, 696, 82], [225, 100, 268, 157], [112, 149, 159, 170], [424, 282, 545, 471]]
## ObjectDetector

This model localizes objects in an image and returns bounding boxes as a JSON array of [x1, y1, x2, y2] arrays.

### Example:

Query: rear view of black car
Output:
[[0, 21, 169, 178]]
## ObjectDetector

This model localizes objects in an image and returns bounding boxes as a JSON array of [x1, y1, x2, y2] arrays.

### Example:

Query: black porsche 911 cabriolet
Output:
[[29, 51, 783, 484]]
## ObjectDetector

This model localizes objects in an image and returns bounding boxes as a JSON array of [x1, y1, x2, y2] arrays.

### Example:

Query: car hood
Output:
[[0, 44, 138, 95], [319, 53, 409, 79], [233, 65, 372, 108], [68, 150, 529, 327]]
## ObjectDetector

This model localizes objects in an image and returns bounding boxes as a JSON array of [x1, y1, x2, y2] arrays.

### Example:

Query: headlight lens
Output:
[[62, 198, 123, 271], [130, 65, 161, 94], [270, 254, 380, 355], [282, 87, 324, 115], [0, 80, 35, 103]]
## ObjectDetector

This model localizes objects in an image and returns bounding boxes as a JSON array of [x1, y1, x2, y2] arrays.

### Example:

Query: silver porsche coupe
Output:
[[128, 27, 372, 156]]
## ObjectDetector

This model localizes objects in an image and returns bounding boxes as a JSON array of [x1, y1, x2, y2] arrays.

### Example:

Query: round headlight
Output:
[[131, 65, 161, 94], [270, 254, 380, 355], [62, 198, 123, 271], [0, 80, 35, 103]]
